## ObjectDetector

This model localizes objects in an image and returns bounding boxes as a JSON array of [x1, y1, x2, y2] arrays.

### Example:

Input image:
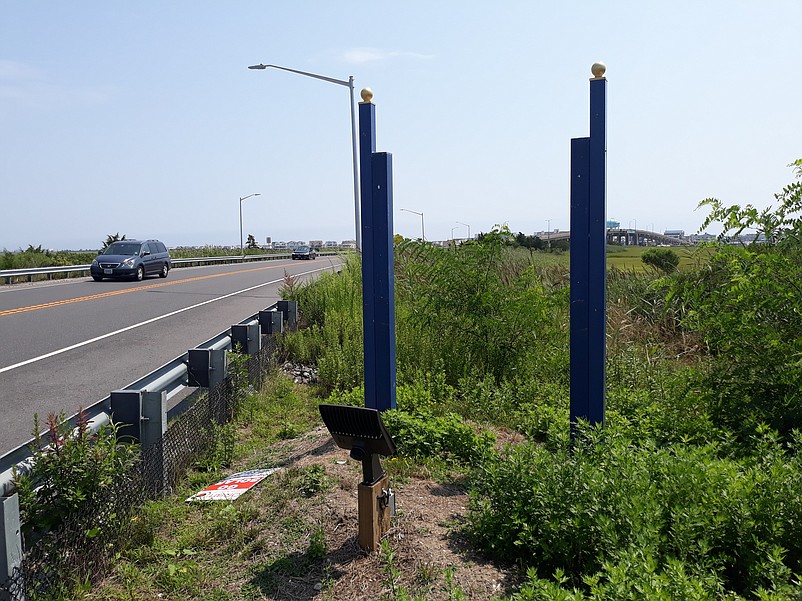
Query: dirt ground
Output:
[[263, 426, 520, 600]]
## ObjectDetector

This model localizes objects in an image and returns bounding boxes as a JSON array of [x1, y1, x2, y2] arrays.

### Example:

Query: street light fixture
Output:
[[456, 221, 470, 240], [248, 63, 361, 250], [240, 193, 260, 257], [399, 208, 425, 241]]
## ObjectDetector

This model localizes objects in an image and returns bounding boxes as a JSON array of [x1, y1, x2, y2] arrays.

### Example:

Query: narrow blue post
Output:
[[359, 90, 377, 407], [570, 136, 591, 432], [570, 63, 607, 438], [359, 89, 397, 411]]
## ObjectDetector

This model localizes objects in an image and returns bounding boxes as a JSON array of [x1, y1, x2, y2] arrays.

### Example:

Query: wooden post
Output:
[[357, 475, 391, 551]]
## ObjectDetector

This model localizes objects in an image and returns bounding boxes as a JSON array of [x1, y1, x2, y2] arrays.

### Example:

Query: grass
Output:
[[605, 244, 709, 272], [81, 371, 330, 601], [79, 367, 499, 601]]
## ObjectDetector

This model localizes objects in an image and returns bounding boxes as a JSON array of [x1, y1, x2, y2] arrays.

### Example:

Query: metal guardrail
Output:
[[0, 299, 297, 497], [0, 252, 338, 284], [0, 298, 298, 589]]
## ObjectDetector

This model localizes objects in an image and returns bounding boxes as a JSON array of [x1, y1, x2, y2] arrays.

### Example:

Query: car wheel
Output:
[[92, 276, 103, 282], [135, 265, 145, 281], [159, 263, 169, 278]]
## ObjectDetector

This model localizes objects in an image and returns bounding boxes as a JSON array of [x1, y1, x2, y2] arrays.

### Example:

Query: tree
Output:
[[697, 159, 802, 249], [246, 234, 259, 249], [641, 247, 679, 272], [102, 233, 126, 250], [514, 232, 545, 250]]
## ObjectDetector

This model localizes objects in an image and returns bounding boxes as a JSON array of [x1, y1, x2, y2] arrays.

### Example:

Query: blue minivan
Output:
[[90, 239, 171, 281]]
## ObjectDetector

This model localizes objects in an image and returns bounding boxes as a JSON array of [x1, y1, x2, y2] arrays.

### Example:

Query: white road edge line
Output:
[[0, 265, 335, 374]]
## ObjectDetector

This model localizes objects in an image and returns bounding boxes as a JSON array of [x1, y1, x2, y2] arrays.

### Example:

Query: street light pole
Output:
[[248, 63, 361, 250], [239, 193, 260, 257], [400, 208, 424, 241], [456, 220, 470, 240]]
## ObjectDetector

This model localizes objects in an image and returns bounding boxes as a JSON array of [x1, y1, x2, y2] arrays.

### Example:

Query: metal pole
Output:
[[248, 64, 361, 250], [400, 208, 424, 241], [239, 193, 260, 257], [349, 77, 361, 251]]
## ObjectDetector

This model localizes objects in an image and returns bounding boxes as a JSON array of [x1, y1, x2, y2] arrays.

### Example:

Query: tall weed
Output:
[[468, 424, 802, 597]]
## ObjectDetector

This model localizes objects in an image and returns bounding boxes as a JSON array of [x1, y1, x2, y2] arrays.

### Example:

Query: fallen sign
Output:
[[186, 468, 280, 502]]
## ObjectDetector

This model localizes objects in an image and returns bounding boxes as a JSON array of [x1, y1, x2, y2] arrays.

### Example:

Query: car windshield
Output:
[[103, 243, 140, 256], [295, 246, 310, 252]]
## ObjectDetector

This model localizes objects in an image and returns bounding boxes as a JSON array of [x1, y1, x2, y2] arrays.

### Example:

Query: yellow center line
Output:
[[0, 263, 292, 318]]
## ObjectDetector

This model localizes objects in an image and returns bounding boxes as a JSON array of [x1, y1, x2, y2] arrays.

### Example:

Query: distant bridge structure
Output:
[[606, 228, 693, 246], [538, 229, 693, 247]]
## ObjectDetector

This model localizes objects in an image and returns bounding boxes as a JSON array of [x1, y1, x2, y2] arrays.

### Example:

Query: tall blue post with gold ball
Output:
[[359, 87, 397, 412], [570, 62, 607, 439]]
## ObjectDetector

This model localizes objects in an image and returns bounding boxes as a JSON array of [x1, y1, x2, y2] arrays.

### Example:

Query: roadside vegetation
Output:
[[10, 160, 802, 599], [277, 160, 802, 598]]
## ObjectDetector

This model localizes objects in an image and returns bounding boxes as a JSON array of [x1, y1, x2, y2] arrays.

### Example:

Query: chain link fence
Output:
[[1, 335, 279, 600]]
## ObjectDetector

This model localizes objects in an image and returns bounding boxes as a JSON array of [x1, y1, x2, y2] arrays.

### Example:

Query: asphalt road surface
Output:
[[0, 256, 342, 454]]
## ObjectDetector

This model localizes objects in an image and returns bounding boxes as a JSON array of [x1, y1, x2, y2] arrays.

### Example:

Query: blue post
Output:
[[359, 89, 397, 411], [570, 63, 607, 438]]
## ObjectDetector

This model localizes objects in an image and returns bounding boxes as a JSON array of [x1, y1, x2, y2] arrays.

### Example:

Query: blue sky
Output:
[[1, 2, 800, 250]]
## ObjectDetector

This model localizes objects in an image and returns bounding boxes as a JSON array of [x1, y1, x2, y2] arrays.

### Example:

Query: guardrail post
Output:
[[142, 391, 167, 449], [258, 310, 283, 335], [231, 323, 261, 355], [188, 349, 210, 387], [276, 301, 297, 329], [111, 389, 144, 443], [187, 349, 228, 388], [0, 493, 23, 599], [142, 390, 168, 495]]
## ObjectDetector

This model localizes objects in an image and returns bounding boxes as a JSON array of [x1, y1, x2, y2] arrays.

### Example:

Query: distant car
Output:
[[291, 245, 316, 260], [90, 239, 171, 281]]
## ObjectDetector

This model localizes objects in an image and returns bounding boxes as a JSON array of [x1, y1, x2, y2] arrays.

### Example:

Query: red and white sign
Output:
[[186, 468, 280, 501]]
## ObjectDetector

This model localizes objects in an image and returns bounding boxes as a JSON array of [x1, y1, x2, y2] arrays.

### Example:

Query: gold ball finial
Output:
[[591, 62, 606, 78], [360, 87, 374, 103]]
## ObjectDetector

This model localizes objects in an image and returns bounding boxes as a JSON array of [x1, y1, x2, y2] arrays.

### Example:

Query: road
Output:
[[0, 256, 342, 453]]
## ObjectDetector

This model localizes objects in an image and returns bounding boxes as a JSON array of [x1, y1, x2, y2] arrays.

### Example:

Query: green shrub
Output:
[[381, 409, 495, 466], [512, 553, 727, 600], [278, 257, 364, 392], [641, 247, 680, 272], [395, 232, 567, 385], [662, 246, 802, 442], [14, 411, 139, 533], [467, 425, 802, 597]]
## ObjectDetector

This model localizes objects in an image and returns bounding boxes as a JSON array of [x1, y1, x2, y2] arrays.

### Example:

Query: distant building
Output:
[[663, 229, 686, 240], [606, 219, 621, 229], [689, 233, 715, 244], [324, 240, 339, 248], [341, 240, 357, 249], [308, 240, 323, 249]]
